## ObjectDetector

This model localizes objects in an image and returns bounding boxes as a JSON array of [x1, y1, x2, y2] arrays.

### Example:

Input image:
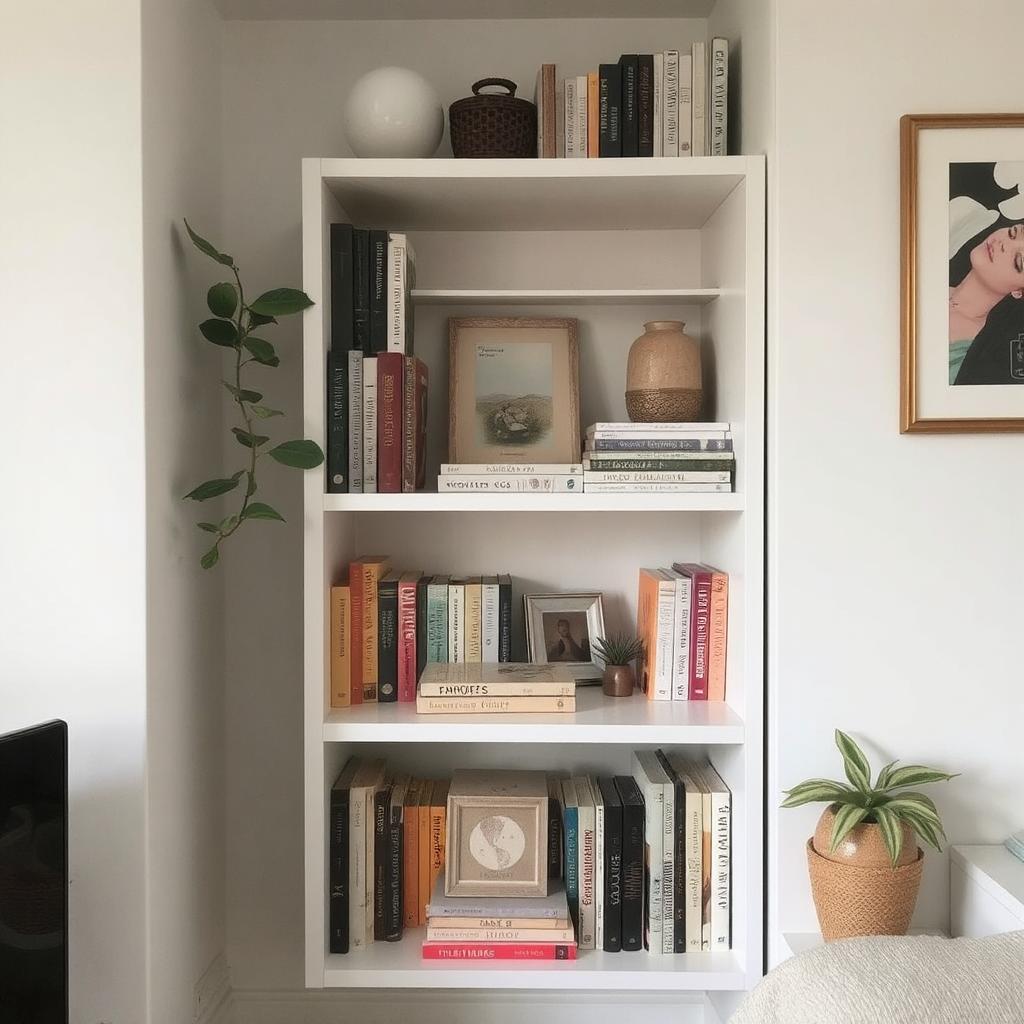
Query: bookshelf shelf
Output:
[[411, 288, 722, 307], [322, 492, 745, 513], [323, 689, 745, 745]]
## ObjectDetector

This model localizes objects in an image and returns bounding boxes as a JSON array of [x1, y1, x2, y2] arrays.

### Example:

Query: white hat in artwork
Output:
[[994, 162, 1024, 220], [949, 195, 998, 259]]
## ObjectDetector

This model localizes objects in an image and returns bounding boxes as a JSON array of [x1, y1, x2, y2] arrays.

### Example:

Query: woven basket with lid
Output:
[[449, 78, 537, 158]]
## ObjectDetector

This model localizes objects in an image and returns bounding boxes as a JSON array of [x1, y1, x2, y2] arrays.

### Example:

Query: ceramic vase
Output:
[[344, 67, 444, 158], [625, 320, 703, 422], [602, 664, 635, 697]]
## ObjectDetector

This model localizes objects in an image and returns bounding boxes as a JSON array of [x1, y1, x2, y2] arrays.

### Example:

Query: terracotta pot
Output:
[[807, 805, 923, 941], [602, 664, 634, 697], [625, 320, 703, 422]]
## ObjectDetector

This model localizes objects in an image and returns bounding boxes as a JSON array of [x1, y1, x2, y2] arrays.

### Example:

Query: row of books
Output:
[[329, 559, 513, 707], [326, 224, 427, 494], [417, 662, 577, 716], [534, 42, 729, 160], [638, 563, 729, 701], [584, 422, 736, 493]]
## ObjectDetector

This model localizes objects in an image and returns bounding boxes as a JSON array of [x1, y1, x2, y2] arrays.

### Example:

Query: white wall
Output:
[[0, 3, 149, 1022], [141, 0, 228, 1020], [769, 0, 1024, 965]]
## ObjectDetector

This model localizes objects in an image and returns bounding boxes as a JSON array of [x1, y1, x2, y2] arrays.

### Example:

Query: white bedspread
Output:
[[731, 931, 1024, 1024]]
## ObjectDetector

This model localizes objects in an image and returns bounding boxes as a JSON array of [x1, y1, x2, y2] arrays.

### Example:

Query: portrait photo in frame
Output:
[[523, 592, 605, 685]]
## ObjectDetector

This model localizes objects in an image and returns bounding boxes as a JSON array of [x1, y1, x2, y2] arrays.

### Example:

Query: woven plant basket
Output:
[[449, 78, 537, 158], [806, 838, 924, 941]]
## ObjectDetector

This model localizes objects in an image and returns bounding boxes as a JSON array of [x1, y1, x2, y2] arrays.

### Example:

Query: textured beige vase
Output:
[[625, 320, 703, 422]]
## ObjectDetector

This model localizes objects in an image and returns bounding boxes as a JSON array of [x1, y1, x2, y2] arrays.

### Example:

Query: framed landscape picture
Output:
[[901, 114, 1024, 432], [448, 317, 581, 463]]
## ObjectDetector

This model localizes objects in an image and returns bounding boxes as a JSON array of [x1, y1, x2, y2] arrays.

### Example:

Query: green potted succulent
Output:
[[782, 730, 957, 941], [592, 634, 644, 697]]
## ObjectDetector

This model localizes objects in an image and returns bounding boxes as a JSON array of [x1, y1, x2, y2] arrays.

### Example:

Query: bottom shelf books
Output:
[[328, 754, 730, 959]]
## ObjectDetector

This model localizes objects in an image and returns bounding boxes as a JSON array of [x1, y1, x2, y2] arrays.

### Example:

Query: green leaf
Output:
[[884, 765, 959, 790], [780, 779, 854, 808], [246, 471, 257, 497], [218, 515, 239, 533], [197, 522, 219, 533], [232, 427, 270, 448], [250, 404, 284, 419], [183, 476, 241, 501], [874, 805, 904, 866], [835, 730, 872, 792], [268, 439, 325, 469], [897, 811, 944, 852], [890, 800, 947, 840], [248, 288, 314, 317], [248, 310, 277, 329], [876, 760, 899, 790], [221, 381, 263, 403], [200, 544, 220, 569], [829, 803, 869, 852], [885, 792, 942, 823], [242, 502, 285, 522], [200, 318, 239, 347], [207, 282, 238, 318], [184, 220, 234, 267], [243, 336, 279, 366]]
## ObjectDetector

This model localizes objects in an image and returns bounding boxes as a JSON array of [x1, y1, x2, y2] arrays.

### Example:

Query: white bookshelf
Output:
[[302, 156, 765, 999]]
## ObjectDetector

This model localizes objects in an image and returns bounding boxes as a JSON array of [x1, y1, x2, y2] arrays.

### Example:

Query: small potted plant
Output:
[[592, 634, 644, 697], [782, 730, 957, 941]]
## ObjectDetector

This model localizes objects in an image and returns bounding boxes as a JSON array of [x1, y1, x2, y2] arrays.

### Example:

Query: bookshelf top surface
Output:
[[314, 157, 759, 231], [323, 492, 745, 513], [323, 688, 744, 744]]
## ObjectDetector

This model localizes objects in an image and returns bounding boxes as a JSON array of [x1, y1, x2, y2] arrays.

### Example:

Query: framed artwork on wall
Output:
[[900, 113, 1024, 432]]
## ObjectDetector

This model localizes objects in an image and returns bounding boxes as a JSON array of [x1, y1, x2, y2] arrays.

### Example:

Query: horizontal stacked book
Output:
[[418, 663, 576, 716], [326, 223, 427, 495], [437, 463, 583, 494], [637, 563, 730, 702], [330, 562, 514, 708], [583, 422, 735, 493], [534, 40, 729, 160]]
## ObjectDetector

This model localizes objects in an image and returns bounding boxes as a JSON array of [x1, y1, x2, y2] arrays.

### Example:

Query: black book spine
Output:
[[326, 350, 348, 494], [330, 223, 355, 351], [599, 779, 623, 953], [328, 787, 349, 953], [657, 752, 687, 952], [619, 55, 639, 157], [498, 575, 512, 662], [378, 578, 399, 702], [598, 64, 622, 158], [585, 458, 735, 473], [368, 229, 388, 353], [548, 793, 563, 880], [637, 54, 654, 157], [614, 776, 644, 952], [385, 798, 403, 941], [353, 229, 371, 353], [415, 575, 431, 681], [373, 788, 388, 941]]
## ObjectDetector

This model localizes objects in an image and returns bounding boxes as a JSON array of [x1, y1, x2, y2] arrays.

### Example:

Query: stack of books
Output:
[[325, 224, 427, 495], [423, 876, 576, 961], [534, 41, 728, 160], [417, 663, 576, 716], [583, 422, 735, 493], [437, 463, 583, 494], [330, 563, 514, 708], [637, 564, 729, 702]]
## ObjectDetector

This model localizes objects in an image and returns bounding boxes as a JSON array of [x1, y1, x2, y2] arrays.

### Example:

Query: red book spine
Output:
[[415, 358, 428, 491], [376, 353, 404, 493], [397, 577, 418, 702], [349, 561, 364, 705], [689, 570, 712, 700], [421, 942, 577, 961]]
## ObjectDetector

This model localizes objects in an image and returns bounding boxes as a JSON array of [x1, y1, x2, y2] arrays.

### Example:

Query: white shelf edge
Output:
[[783, 928, 946, 958], [411, 288, 721, 307], [322, 492, 745, 513]]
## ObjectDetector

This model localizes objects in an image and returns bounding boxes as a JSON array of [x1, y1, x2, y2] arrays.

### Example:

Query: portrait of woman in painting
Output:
[[948, 162, 1024, 385]]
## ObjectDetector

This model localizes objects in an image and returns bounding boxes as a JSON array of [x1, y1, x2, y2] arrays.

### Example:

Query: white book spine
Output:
[[671, 573, 693, 700], [678, 53, 693, 156], [653, 576, 675, 701], [438, 475, 582, 493], [588, 421, 730, 433], [365, 785, 376, 942], [661, 775, 675, 954], [663, 49, 679, 157], [691, 42, 707, 157], [555, 78, 565, 158], [711, 786, 731, 949], [481, 582, 500, 663], [564, 78, 577, 158], [684, 782, 702, 952], [347, 350, 364, 493], [594, 783, 605, 951], [440, 463, 582, 475], [575, 780, 595, 950], [631, 753, 664, 953], [711, 37, 728, 157], [361, 357, 377, 493], [386, 234, 406, 353], [584, 482, 731, 494], [575, 75, 588, 157], [583, 471, 730, 484], [448, 584, 464, 663], [349, 786, 366, 950], [652, 52, 664, 157]]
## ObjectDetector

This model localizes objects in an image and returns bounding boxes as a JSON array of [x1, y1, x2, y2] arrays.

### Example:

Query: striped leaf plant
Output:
[[782, 730, 958, 867]]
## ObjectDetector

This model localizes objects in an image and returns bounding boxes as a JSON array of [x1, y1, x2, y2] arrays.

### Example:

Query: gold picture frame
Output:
[[448, 317, 581, 463], [900, 113, 1024, 433]]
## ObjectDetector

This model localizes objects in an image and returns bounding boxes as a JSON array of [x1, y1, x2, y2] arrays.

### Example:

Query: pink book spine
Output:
[[421, 942, 577, 961], [706, 570, 728, 701], [397, 578, 418, 702], [689, 570, 712, 700]]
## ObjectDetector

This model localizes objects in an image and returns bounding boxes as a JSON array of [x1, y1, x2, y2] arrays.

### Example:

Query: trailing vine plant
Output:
[[182, 220, 324, 569]]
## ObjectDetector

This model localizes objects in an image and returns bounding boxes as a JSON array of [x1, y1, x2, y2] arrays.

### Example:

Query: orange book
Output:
[[429, 779, 450, 898], [637, 568, 674, 701], [706, 568, 729, 701], [352, 555, 390, 702], [330, 584, 352, 707], [402, 778, 423, 929], [587, 71, 599, 157], [418, 781, 434, 925]]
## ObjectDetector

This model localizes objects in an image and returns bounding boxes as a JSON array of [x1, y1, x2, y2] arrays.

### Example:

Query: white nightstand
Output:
[[950, 845, 1024, 938]]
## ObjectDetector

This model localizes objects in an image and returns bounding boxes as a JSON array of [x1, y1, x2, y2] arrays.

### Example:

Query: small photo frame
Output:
[[523, 592, 605, 684], [448, 317, 581, 463]]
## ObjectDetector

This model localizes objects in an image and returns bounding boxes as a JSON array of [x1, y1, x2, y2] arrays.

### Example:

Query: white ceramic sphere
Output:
[[344, 66, 444, 158]]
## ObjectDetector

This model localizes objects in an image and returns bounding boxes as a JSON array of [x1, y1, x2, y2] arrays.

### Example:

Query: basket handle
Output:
[[471, 78, 518, 97]]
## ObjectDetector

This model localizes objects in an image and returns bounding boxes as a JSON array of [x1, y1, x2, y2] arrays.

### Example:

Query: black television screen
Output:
[[0, 721, 67, 1024]]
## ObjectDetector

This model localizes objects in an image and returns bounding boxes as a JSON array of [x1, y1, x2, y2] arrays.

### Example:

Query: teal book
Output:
[[426, 574, 449, 663], [561, 778, 580, 930]]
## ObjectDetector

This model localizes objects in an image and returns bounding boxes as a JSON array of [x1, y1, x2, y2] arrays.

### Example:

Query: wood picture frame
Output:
[[448, 317, 581, 463], [900, 113, 1024, 433]]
